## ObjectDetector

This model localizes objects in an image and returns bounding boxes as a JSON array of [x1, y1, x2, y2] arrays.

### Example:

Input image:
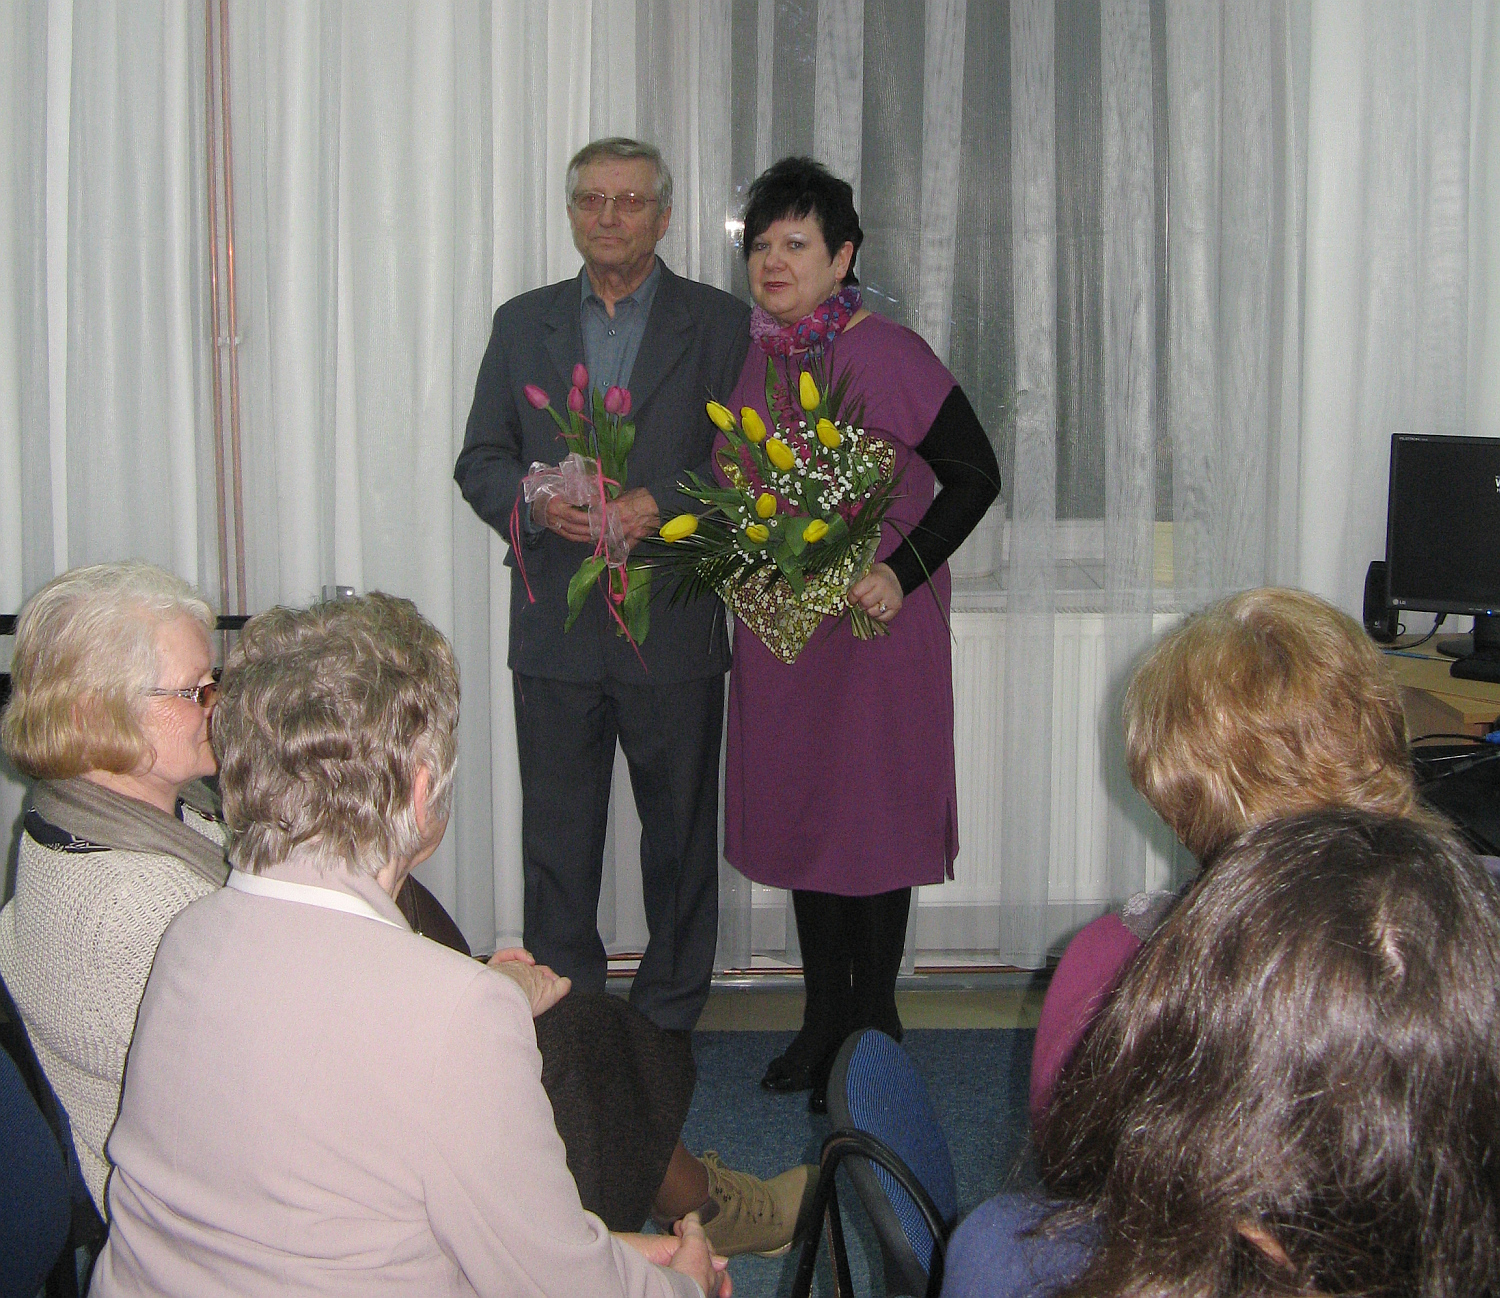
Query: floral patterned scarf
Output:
[[750, 285, 863, 357]]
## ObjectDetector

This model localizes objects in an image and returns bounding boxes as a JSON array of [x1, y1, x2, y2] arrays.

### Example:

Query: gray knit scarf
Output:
[[26, 777, 230, 889]]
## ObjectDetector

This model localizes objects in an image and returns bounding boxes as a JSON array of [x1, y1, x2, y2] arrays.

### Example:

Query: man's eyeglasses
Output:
[[145, 676, 220, 709], [571, 191, 658, 216]]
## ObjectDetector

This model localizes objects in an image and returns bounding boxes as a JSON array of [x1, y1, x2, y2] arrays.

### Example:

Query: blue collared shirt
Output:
[[579, 259, 661, 395]]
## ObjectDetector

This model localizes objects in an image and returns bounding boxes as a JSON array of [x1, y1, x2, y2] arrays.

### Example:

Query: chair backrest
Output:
[[1, 969, 102, 1297], [828, 1029, 959, 1297]]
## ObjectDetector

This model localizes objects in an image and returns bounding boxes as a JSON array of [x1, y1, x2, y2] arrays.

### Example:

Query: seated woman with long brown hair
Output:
[[943, 809, 1500, 1297]]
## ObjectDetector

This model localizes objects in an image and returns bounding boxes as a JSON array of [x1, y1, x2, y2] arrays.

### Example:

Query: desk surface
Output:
[[1385, 637, 1500, 737]]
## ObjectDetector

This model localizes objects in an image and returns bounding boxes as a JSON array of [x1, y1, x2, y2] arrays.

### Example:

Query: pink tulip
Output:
[[572, 363, 589, 390], [604, 386, 625, 416], [523, 384, 551, 410], [567, 385, 585, 413], [618, 389, 632, 417]]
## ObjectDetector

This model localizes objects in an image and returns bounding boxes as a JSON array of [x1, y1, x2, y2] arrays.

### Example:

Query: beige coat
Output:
[[90, 858, 698, 1298]]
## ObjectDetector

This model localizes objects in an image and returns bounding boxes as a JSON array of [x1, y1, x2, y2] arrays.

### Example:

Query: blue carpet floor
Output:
[[680, 1029, 1037, 1298]]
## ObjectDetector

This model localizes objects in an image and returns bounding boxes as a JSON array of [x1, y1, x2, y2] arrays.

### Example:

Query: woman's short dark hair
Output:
[[741, 156, 863, 285], [1039, 809, 1500, 1297]]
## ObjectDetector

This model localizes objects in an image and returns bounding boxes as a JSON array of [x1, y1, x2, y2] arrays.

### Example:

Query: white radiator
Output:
[[919, 601, 1185, 958]]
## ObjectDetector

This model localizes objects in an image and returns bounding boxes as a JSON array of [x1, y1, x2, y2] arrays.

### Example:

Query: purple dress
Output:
[[720, 314, 960, 895]]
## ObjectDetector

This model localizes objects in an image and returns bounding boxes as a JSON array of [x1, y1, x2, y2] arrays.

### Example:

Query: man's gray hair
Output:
[[214, 593, 460, 878], [566, 137, 673, 210]]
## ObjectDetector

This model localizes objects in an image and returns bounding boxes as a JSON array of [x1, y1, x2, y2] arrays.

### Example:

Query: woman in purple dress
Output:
[[721, 157, 1001, 1109]]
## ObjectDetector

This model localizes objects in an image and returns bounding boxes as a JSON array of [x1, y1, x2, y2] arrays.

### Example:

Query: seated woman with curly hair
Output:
[[1, 564, 809, 1264], [943, 809, 1500, 1297], [92, 593, 727, 1296]]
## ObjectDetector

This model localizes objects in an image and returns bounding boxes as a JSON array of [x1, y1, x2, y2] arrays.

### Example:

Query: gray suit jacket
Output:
[[456, 263, 750, 685], [92, 862, 698, 1298]]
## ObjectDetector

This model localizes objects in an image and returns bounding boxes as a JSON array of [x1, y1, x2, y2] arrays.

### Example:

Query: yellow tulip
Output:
[[816, 418, 842, 449], [740, 407, 768, 443], [755, 492, 778, 519], [798, 372, 820, 411], [745, 523, 770, 544], [660, 514, 699, 542], [705, 401, 736, 433], [803, 518, 829, 543], [765, 439, 795, 472]]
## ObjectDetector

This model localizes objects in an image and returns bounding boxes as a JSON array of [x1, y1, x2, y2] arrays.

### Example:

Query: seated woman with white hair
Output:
[[0, 561, 227, 1222], [91, 593, 726, 1297]]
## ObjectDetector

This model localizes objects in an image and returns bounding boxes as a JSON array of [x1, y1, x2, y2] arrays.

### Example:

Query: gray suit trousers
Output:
[[513, 672, 725, 1032]]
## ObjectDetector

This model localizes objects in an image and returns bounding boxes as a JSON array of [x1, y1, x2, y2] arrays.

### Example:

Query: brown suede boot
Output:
[[694, 1153, 817, 1258]]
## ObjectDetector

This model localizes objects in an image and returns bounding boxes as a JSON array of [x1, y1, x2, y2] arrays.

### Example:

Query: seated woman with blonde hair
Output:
[[943, 809, 1500, 1296], [92, 593, 726, 1296], [1028, 586, 1441, 1121]]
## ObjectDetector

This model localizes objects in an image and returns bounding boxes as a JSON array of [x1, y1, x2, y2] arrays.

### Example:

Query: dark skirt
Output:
[[536, 992, 695, 1230], [397, 878, 694, 1230]]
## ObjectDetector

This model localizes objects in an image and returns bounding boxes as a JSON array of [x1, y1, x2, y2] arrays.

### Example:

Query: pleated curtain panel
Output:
[[2, 0, 1497, 966]]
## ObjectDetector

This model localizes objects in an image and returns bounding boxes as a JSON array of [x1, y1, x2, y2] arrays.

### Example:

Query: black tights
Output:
[[791, 886, 912, 1065]]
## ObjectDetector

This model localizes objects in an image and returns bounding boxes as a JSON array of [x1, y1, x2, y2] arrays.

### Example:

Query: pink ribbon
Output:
[[514, 454, 645, 659]]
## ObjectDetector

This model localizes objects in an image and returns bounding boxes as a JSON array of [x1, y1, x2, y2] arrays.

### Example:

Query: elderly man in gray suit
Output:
[[456, 138, 749, 1034]]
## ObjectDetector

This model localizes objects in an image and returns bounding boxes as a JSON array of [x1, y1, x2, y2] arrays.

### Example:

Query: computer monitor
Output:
[[1384, 433, 1500, 682]]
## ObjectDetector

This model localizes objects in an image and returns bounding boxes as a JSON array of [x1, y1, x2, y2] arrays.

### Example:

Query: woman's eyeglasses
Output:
[[571, 190, 657, 216], [145, 675, 220, 709]]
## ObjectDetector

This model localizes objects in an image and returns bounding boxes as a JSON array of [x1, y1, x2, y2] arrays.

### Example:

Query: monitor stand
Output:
[[1441, 613, 1500, 683]]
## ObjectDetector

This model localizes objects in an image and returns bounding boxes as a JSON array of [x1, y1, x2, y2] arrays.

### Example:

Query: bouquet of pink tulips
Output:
[[520, 364, 652, 646]]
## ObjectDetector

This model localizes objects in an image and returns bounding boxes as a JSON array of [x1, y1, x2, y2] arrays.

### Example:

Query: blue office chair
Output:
[[0, 971, 105, 1298], [791, 1029, 959, 1298]]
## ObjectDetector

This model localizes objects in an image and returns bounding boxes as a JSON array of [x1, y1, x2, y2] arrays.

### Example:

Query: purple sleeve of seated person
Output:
[[940, 1195, 1097, 1298], [1028, 915, 1142, 1125]]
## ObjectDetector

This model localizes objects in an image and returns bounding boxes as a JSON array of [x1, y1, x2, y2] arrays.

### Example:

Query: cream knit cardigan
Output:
[[0, 808, 225, 1214]]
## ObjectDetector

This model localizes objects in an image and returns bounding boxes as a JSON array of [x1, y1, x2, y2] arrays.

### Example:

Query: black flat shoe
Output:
[[806, 1043, 840, 1113], [761, 1027, 829, 1092], [761, 1051, 816, 1092]]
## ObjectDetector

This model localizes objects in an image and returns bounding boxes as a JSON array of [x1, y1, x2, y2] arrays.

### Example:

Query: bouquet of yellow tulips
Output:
[[650, 357, 900, 664]]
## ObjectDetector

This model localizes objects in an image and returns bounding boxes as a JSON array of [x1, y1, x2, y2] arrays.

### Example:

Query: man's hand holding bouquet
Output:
[[516, 363, 653, 648]]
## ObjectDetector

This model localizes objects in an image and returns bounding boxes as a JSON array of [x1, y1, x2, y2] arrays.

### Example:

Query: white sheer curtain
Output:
[[696, 0, 1496, 964], [220, 0, 655, 949], [1299, 0, 1493, 611], [3, 0, 1497, 968], [2, 0, 223, 897]]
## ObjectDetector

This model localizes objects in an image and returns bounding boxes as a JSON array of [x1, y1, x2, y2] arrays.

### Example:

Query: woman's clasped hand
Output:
[[620, 1215, 732, 1297], [485, 947, 572, 1016], [846, 562, 903, 625]]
